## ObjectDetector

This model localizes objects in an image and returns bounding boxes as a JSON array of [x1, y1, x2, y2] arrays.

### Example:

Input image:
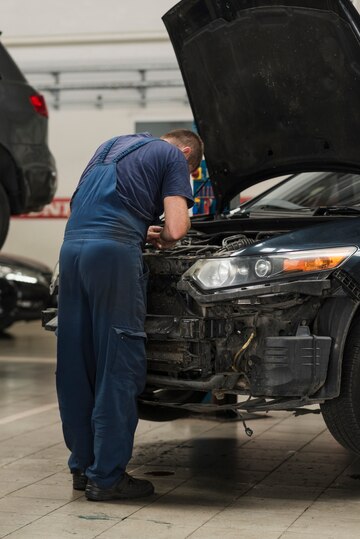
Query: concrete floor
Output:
[[0, 323, 360, 538]]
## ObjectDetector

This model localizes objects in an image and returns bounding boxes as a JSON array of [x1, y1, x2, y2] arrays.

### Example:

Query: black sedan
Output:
[[0, 253, 52, 332]]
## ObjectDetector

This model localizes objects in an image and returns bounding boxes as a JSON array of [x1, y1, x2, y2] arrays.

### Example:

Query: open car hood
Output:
[[163, 0, 360, 211]]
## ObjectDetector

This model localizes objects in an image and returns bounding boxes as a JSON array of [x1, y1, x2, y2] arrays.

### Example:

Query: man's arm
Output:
[[160, 196, 190, 242], [145, 196, 190, 249]]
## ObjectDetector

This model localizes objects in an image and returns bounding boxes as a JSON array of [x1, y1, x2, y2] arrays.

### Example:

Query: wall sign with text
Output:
[[12, 198, 71, 219]]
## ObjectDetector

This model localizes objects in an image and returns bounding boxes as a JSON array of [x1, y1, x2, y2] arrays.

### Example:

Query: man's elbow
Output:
[[169, 229, 189, 242], [165, 220, 190, 241]]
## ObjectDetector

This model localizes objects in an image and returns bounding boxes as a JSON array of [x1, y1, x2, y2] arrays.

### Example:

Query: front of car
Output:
[[139, 0, 360, 452], [0, 253, 52, 331], [142, 215, 359, 401]]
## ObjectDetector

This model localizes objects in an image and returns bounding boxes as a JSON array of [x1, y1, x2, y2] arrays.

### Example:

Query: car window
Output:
[[247, 172, 360, 209]]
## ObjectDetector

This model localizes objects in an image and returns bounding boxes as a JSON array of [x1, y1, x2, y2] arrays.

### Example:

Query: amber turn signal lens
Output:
[[283, 255, 346, 273]]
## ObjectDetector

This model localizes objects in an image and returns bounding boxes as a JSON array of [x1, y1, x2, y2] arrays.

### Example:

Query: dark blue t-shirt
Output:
[[79, 132, 194, 223]]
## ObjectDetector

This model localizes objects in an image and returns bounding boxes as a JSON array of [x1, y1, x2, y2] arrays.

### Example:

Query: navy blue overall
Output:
[[56, 137, 156, 488]]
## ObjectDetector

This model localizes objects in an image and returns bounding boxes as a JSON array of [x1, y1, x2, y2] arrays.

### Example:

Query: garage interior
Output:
[[1, 0, 360, 538]]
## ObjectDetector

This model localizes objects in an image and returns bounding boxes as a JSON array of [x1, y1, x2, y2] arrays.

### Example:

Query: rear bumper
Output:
[[23, 165, 57, 211], [12, 144, 57, 212]]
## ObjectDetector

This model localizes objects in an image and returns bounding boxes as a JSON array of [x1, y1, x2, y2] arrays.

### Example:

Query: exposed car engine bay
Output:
[[143, 224, 334, 413]]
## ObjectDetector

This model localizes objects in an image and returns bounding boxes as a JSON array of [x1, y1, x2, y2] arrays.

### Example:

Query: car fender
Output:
[[312, 296, 360, 399]]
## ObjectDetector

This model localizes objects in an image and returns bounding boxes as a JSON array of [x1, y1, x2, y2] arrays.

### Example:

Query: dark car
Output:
[[0, 38, 57, 248], [0, 253, 52, 332], [44, 0, 360, 455]]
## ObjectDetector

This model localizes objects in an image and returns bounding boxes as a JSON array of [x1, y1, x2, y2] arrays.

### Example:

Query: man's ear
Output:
[[182, 146, 192, 159]]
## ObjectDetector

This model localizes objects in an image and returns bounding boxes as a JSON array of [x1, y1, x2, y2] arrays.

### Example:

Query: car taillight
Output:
[[29, 94, 48, 118]]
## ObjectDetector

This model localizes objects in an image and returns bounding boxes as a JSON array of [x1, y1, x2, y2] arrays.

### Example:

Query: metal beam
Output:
[[24, 64, 188, 109]]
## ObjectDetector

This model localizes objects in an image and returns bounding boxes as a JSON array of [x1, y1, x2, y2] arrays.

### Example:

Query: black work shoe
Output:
[[72, 470, 88, 491], [85, 472, 154, 501]]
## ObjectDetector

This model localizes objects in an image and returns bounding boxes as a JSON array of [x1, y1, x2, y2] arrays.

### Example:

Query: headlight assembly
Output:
[[0, 265, 44, 285], [183, 246, 357, 291]]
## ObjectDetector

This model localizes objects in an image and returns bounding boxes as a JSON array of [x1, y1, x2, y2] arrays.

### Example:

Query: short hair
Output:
[[161, 129, 204, 172]]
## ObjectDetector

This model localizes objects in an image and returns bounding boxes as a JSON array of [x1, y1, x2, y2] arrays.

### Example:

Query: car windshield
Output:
[[244, 172, 360, 211]]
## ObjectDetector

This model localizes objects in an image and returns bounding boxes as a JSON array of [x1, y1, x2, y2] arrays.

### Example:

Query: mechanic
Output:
[[56, 129, 203, 502]]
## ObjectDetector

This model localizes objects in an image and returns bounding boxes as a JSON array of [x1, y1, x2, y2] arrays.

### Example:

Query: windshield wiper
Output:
[[230, 196, 309, 216], [313, 206, 360, 216], [250, 203, 310, 212], [229, 203, 311, 219]]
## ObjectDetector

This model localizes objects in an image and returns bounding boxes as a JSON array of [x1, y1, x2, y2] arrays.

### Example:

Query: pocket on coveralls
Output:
[[108, 327, 147, 390]]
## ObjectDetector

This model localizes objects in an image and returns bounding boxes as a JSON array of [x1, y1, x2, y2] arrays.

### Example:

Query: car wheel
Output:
[[321, 315, 360, 455], [0, 183, 10, 249], [0, 279, 16, 332]]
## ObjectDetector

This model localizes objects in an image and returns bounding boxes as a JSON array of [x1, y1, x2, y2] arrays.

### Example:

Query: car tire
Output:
[[0, 183, 10, 249], [0, 279, 17, 333], [321, 315, 360, 455]]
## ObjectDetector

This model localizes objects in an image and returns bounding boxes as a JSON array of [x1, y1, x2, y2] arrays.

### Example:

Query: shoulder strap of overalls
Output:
[[70, 137, 163, 208], [97, 136, 161, 164], [96, 136, 119, 163], [113, 137, 161, 163]]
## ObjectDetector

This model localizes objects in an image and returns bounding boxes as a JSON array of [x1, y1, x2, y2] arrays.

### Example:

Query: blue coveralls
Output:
[[56, 137, 158, 488]]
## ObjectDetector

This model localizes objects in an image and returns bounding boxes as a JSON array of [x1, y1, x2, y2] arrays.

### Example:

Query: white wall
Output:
[[2, 0, 358, 38], [0, 0, 179, 67], [0, 0, 176, 36]]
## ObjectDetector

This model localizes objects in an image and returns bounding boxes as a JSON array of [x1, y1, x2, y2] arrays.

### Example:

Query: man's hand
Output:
[[158, 238, 177, 249], [146, 195, 190, 250], [146, 225, 162, 246], [146, 225, 176, 250]]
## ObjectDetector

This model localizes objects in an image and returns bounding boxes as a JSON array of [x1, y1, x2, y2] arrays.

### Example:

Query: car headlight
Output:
[[183, 246, 357, 291], [0, 265, 47, 285]]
